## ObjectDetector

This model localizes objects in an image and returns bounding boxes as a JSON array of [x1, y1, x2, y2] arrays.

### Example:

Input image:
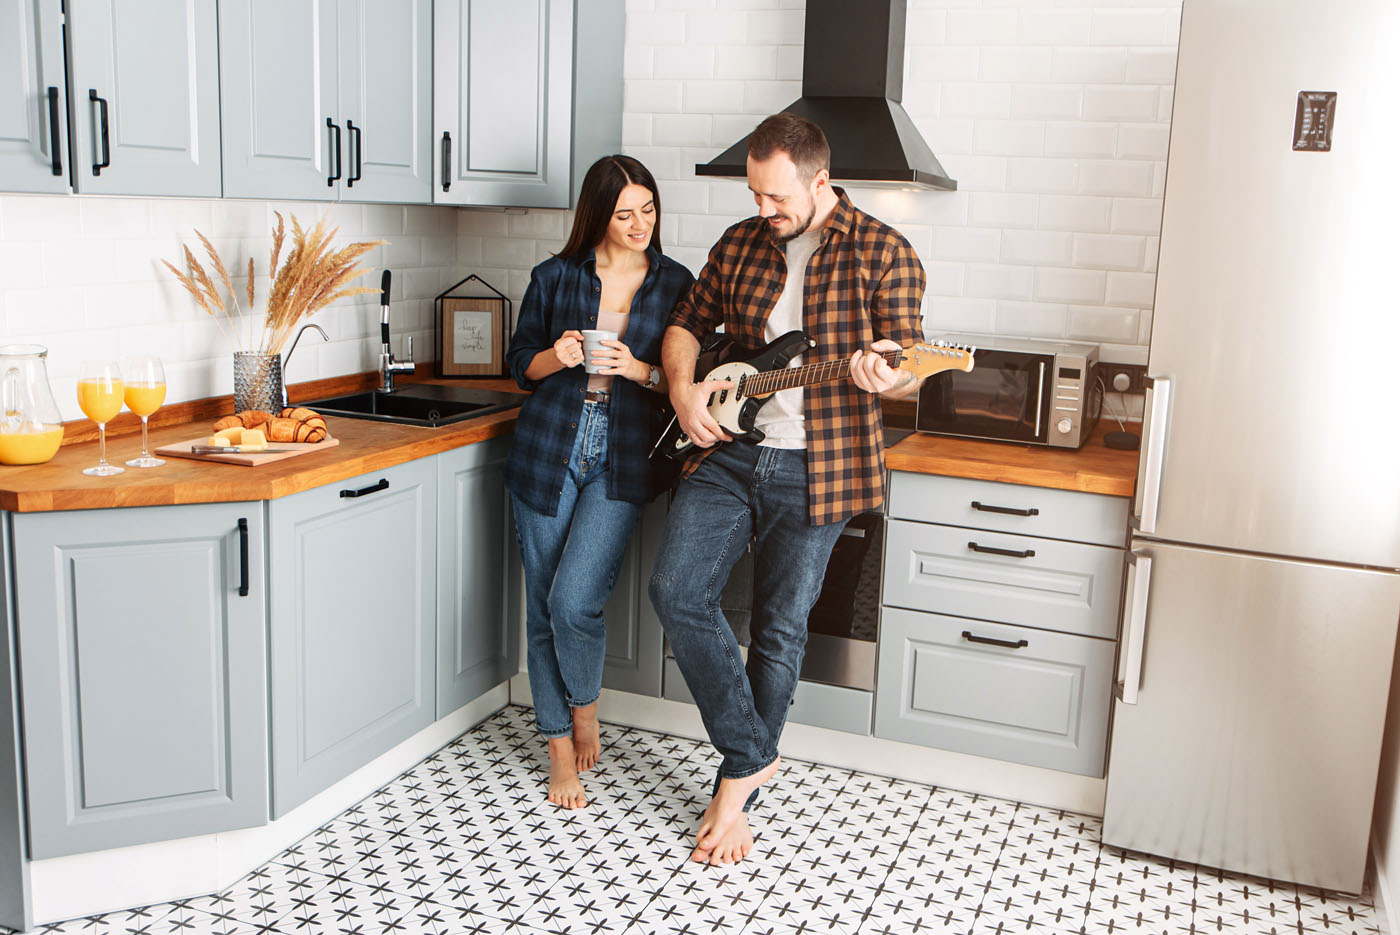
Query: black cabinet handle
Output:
[[47, 86, 62, 176], [962, 630, 1028, 649], [971, 500, 1039, 517], [237, 518, 250, 597], [441, 131, 451, 191], [968, 541, 1036, 559], [341, 478, 389, 499], [327, 117, 341, 186], [346, 119, 362, 187], [89, 89, 110, 175]]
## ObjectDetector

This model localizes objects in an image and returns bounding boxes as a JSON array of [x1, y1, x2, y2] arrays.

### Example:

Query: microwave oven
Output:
[[915, 334, 1102, 448]]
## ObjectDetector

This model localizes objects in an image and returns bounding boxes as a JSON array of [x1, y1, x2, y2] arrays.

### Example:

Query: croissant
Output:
[[279, 406, 321, 423], [266, 417, 328, 443], [214, 410, 274, 431]]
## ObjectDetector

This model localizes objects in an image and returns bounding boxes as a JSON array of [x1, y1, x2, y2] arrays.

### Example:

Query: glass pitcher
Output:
[[0, 345, 65, 465]]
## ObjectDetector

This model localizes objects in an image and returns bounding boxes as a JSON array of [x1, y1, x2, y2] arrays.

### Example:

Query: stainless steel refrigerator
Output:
[[1100, 0, 1400, 894]]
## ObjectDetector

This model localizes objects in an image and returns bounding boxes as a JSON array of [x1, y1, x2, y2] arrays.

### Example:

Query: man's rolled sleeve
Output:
[[869, 238, 927, 347], [667, 240, 728, 339]]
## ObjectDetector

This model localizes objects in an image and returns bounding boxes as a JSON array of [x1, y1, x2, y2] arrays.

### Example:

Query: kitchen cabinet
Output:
[[219, 0, 433, 203], [267, 457, 437, 818], [433, 0, 624, 208], [874, 472, 1128, 776], [436, 435, 521, 717], [0, 0, 69, 193], [65, 0, 222, 197], [10, 503, 268, 858], [601, 496, 667, 697]]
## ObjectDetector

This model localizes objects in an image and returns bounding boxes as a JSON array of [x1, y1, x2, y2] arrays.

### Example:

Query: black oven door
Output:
[[914, 348, 1054, 444]]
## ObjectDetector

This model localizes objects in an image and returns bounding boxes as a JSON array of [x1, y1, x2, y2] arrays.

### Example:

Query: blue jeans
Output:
[[649, 443, 846, 782], [511, 401, 643, 738]]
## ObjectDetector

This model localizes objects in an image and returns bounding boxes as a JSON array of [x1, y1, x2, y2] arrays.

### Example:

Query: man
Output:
[[648, 113, 928, 865]]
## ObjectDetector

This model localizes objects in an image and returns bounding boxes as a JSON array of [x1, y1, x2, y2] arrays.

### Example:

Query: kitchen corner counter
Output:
[[885, 420, 1140, 498], [0, 382, 526, 513]]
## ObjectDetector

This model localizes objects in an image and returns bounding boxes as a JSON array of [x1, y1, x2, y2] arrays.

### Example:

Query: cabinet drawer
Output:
[[874, 608, 1113, 776], [889, 472, 1129, 547], [884, 519, 1125, 640]]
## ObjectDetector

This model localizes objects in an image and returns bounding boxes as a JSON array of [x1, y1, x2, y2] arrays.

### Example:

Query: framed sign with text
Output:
[[434, 275, 512, 378]]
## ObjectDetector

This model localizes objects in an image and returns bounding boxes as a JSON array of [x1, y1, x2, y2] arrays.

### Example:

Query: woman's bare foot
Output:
[[705, 813, 754, 866], [547, 736, 588, 808], [690, 756, 780, 862], [572, 703, 601, 773]]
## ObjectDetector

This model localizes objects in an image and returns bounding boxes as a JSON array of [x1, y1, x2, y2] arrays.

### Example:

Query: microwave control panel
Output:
[[1050, 353, 1100, 448]]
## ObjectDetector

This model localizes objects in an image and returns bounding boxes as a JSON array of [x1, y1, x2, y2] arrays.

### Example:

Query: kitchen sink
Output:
[[304, 384, 523, 427]]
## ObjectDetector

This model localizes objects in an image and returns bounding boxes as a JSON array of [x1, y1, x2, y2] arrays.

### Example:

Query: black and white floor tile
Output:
[[34, 705, 1386, 934]]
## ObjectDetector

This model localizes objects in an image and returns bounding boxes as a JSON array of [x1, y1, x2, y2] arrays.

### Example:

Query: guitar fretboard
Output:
[[740, 350, 903, 397]]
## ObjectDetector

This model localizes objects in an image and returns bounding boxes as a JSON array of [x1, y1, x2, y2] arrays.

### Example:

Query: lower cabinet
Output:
[[267, 458, 437, 817], [10, 503, 268, 858], [601, 496, 668, 697], [436, 436, 520, 716]]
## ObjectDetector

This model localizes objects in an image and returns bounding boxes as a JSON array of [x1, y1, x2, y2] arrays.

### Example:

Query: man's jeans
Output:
[[649, 442, 846, 781], [512, 401, 642, 738]]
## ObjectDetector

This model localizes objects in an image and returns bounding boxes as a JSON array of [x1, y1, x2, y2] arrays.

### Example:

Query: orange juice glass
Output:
[[122, 356, 166, 468], [78, 360, 124, 476]]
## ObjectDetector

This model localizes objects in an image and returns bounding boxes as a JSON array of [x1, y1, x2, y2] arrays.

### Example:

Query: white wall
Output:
[[460, 0, 1184, 399], [0, 197, 459, 421]]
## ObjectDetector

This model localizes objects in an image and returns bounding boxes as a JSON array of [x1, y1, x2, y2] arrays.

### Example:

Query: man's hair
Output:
[[747, 113, 830, 182]]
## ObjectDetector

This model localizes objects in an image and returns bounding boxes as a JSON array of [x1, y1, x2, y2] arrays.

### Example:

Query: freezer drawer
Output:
[[889, 472, 1130, 548], [874, 608, 1115, 776], [1104, 540, 1400, 893], [884, 519, 1126, 640]]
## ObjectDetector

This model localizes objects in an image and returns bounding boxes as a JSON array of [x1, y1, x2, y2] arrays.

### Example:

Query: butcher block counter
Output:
[[884, 418, 1139, 498]]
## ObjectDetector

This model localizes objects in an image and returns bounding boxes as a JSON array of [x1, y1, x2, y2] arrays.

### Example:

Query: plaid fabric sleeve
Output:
[[505, 264, 557, 391], [667, 231, 732, 339], [870, 235, 928, 348]]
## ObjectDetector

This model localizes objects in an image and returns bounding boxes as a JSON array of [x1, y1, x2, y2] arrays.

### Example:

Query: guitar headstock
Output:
[[898, 341, 976, 377]]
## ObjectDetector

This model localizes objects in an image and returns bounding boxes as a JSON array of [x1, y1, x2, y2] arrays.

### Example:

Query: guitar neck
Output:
[[743, 350, 901, 396]]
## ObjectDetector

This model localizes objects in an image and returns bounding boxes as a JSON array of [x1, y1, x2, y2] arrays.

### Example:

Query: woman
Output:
[[505, 155, 694, 808]]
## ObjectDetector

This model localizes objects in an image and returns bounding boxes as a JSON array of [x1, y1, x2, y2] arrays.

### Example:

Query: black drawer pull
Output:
[[47, 86, 62, 176], [971, 500, 1039, 517], [326, 117, 342, 185], [346, 119, 362, 186], [237, 518, 250, 596], [89, 89, 110, 175], [962, 630, 1028, 649], [341, 478, 389, 499], [968, 541, 1036, 559], [441, 131, 452, 191]]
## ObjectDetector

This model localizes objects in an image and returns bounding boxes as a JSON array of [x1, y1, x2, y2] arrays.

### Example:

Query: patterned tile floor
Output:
[[34, 705, 1386, 934]]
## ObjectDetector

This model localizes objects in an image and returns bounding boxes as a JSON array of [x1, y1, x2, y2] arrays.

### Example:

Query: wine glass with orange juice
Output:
[[122, 356, 167, 468], [77, 360, 124, 476]]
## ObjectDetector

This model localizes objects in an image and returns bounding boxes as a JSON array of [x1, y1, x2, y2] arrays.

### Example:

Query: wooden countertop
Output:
[[0, 378, 526, 513], [885, 419, 1140, 498]]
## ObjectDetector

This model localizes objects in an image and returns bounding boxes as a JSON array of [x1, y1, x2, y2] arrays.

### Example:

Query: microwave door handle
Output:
[[1033, 361, 1045, 439]]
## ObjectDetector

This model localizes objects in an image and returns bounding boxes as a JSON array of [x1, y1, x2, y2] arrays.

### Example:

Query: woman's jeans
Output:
[[648, 443, 846, 783], [511, 401, 642, 738]]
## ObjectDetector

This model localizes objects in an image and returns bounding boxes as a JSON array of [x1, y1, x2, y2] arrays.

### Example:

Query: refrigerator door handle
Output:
[[1133, 376, 1171, 534], [1116, 549, 1153, 705]]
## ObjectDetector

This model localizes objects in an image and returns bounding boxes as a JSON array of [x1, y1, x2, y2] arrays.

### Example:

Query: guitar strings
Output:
[[742, 349, 904, 396]]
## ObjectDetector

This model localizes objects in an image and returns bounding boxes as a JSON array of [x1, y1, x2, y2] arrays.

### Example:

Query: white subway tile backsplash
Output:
[[1007, 158, 1078, 194], [1117, 125, 1171, 160], [1090, 9, 1175, 46], [1044, 123, 1117, 158], [931, 225, 1002, 263], [908, 45, 979, 82], [1077, 160, 1155, 196], [924, 261, 966, 297], [942, 82, 1013, 118], [1126, 47, 1179, 85], [980, 46, 1053, 82], [1106, 270, 1158, 307], [925, 295, 997, 334], [966, 263, 1033, 299], [1002, 229, 1073, 266], [1110, 197, 1165, 235], [626, 79, 685, 114], [628, 10, 686, 43], [1051, 48, 1127, 84], [3, 194, 85, 241], [1068, 304, 1142, 343], [1083, 86, 1161, 122], [1035, 267, 1106, 304], [747, 10, 803, 43], [742, 80, 802, 113], [995, 299, 1068, 338], [1073, 233, 1147, 271], [714, 44, 779, 79], [1017, 9, 1092, 45], [946, 10, 1018, 44], [973, 121, 1045, 156], [653, 113, 715, 147], [969, 192, 1038, 229], [1011, 85, 1083, 120]]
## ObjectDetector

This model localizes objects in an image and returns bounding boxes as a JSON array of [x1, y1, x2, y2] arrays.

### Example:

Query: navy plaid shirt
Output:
[[505, 246, 695, 516]]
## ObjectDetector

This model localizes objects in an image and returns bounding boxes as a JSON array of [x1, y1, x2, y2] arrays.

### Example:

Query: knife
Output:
[[189, 446, 299, 454]]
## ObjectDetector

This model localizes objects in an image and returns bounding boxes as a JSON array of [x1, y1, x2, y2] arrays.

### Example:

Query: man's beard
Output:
[[771, 201, 816, 244]]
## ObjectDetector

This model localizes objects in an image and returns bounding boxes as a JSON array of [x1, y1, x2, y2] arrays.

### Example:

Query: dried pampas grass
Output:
[[163, 211, 385, 355]]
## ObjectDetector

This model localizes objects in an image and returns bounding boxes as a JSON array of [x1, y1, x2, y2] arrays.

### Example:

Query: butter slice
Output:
[[214, 426, 243, 442], [238, 428, 268, 451], [206, 435, 232, 447]]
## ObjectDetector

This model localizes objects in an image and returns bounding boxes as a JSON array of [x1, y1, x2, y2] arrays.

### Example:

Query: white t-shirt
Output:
[[754, 230, 822, 449]]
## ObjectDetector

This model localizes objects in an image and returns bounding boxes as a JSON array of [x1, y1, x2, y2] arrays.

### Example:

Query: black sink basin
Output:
[[305, 384, 523, 427]]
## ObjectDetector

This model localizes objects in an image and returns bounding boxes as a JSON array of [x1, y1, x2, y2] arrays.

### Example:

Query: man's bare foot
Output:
[[690, 757, 780, 862], [572, 703, 601, 773], [547, 736, 588, 808], [705, 813, 754, 866]]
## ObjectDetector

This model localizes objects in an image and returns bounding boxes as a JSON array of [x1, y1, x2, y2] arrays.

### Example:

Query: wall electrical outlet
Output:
[[1102, 363, 1148, 395]]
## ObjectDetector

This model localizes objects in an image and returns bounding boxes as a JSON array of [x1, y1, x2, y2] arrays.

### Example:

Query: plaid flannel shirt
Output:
[[669, 189, 927, 526], [506, 246, 694, 516]]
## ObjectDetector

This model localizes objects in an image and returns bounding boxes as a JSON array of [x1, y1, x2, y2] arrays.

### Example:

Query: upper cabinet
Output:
[[66, 0, 222, 197], [0, 0, 68, 194], [434, 0, 623, 208], [219, 0, 433, 204]]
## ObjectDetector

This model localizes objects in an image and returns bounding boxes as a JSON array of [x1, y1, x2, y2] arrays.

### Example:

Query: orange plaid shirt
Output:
[[669, 189, 927, 525]]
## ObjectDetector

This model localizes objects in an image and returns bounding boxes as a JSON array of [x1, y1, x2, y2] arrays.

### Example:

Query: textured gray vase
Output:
[[233, 351, 283, 414]]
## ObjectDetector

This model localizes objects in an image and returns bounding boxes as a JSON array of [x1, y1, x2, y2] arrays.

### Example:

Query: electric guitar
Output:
[[652, 331, 975, 459]]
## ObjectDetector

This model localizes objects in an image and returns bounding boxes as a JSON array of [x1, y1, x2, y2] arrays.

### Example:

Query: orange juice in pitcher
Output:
[[0, 345, 64, 466]]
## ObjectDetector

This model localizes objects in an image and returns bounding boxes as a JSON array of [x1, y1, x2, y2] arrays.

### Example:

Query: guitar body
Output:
[[699, 330, 814, 445]]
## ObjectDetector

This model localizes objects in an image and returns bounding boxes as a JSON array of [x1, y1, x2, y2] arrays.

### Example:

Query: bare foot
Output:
[[690, 756, 780, 862], [705, 813, 754, 866], [572, 703, 600, 773], [547, 737, 588, 808]]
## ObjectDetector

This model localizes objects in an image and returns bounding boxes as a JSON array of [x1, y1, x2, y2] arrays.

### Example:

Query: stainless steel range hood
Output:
[[695, 0, 956, 191]]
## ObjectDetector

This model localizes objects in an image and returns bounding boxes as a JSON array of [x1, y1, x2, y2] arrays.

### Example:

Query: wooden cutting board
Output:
[[155, 435, 341, 466]]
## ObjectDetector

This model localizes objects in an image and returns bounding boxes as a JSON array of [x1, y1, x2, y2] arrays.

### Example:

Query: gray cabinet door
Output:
[[436, 436, 520, 716], [268, 458, 437, 818], [434, 0, 574, 207], [601, 495, 666, 696], [338, 0, 433, 204], [12, 503, 268, 858], [66, 0, 221, 196], [0, 519, 31, 933], [219, 0, 339, 200], [0, 0, 68, 193]]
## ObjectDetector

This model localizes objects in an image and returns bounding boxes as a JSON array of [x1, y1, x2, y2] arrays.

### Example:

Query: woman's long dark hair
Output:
[[557, 155, 662, 260]]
